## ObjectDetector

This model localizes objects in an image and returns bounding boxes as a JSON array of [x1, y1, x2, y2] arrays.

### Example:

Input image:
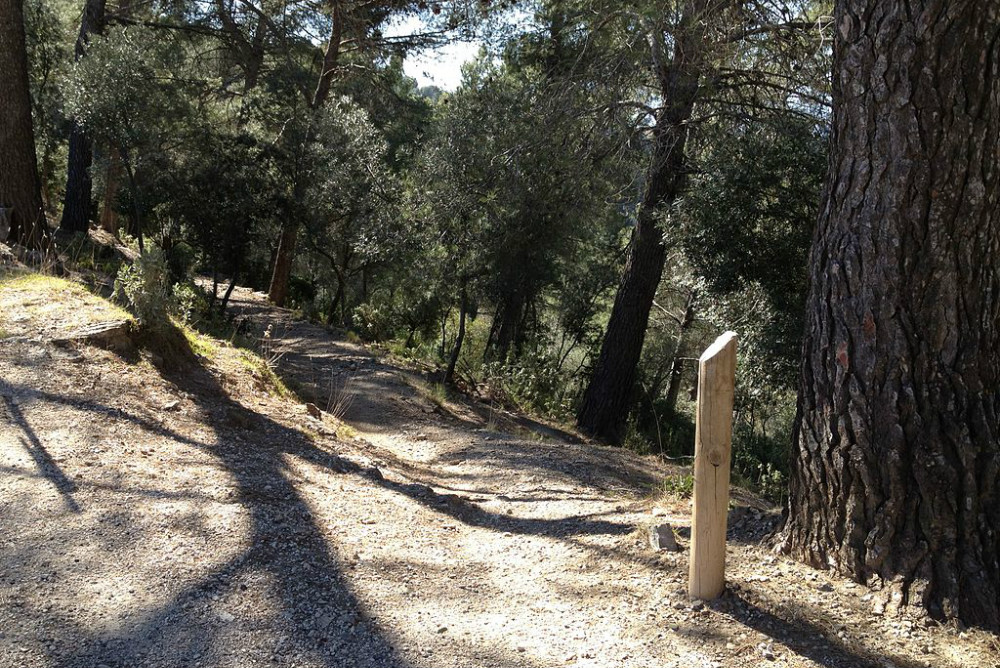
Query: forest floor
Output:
[[1, 264, 998, 668]]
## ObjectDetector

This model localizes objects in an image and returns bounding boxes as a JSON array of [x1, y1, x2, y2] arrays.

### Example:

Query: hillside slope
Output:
[[1, 271, 994, 668]]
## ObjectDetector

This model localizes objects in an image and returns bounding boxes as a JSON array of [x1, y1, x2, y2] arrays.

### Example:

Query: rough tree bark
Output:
[[0, 0, 47, 248], [779, 0, 1000, 630], [60, 0, 107, 234], [576, 4, 708, 442]]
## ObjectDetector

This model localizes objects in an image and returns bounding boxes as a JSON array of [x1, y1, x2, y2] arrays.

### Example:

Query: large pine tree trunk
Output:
[[60, 0, 107, 234], [0, 0, 46, 249], [780, 0, 1000, 629], [576, 7, 706, 442]]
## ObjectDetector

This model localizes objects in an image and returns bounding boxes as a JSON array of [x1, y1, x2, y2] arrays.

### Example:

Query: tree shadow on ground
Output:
[[1, 391, 80, 512], [429, 440, 663, 493], [685, 587, 936, 668], [14, 330, 413, 668], [367, 474, 634, 540]]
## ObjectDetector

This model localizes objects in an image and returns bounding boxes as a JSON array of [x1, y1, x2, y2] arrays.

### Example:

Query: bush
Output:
[[480, 351, 576, 421], [353, 302, 393, 341], [732, 425, 790, 504], [171, 281, 209, 326], [114, 247, 170, 327]]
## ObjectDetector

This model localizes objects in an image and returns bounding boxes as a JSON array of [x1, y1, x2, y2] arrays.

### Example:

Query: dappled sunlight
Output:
[[0, 370, 254, 646]]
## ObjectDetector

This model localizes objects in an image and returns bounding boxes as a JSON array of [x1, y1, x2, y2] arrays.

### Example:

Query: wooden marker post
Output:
[[688, 331, 737, 600]]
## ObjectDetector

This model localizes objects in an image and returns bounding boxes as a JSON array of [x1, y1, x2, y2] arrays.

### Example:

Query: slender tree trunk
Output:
[[311, 0, 343, 110], [219, 267, 240, 314], [445, 286, 468, 384], [0, 0, 46, 249], [576, 5, 707, 442], [440, 309, 449, 360], [327, 278, 344, 326], [268, 218, 297, 305], [60, 0, 107, 233], [99, 145, 122, 234], [664, 291, 697, 414], [267, 0, 343, 306], [779, 0, 1000, 630], [62, 131, 96, 233], [490, 287, 526, 362]]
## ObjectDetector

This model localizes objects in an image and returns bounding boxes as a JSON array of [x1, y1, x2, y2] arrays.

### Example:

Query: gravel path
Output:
[[1, 278, 995, 668]]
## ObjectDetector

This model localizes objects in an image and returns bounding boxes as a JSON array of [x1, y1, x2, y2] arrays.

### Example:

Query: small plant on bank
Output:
[[114, 247, 170, 328], [661, 473, 695, 498], [171, 281, 209, 326]]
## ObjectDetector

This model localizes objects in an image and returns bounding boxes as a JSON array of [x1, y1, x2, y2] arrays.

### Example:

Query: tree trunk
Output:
[[219, 268, 239, 314], [267, 0, 343, 305], [0, 0, 46, 249], [327, 277, 344, 326], [445, 287, 468, 385], [489, 287, 526, 362], [779, 0, 1000, 630], [62, 131, 95, 233], [664, 291, 697, 414], [99, 144, 122, 234], [268, 218, 297, 306], [311, 0, 343, 109], [60, 0, 106, 234], [576, 5, 706, 442]]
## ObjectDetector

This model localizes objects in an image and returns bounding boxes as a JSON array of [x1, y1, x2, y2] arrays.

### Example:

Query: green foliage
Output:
[[481, 351, 576, 421], [682, 116, 828, 386], [64, 26, 191, 153], [171, 281, 209, 326], [19, 0, 835, 509], [352, 302, 393, 342], [660, 473, 695, 499], [114, 247, 170, 328]]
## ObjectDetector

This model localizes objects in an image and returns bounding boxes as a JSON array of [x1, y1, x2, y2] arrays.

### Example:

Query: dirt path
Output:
[[1, 276, 995, 668]]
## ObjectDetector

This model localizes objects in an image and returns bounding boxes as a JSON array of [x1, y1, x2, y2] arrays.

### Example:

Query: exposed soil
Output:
[[1, 272, 997, 668]]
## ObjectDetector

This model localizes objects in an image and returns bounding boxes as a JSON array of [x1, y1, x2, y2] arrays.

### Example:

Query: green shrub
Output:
[[660, 473, 695, 498], [114, 247, 170, 328], [353, 302, 393, 341], [171, 281, 209, 326], [480, 351, 576, 421]]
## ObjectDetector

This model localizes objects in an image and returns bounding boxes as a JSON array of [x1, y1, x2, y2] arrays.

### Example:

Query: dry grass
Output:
[[0, 272, 132, 339]]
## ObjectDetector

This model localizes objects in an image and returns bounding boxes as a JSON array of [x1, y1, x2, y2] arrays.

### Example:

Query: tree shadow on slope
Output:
[[43, 328, 413, 668]]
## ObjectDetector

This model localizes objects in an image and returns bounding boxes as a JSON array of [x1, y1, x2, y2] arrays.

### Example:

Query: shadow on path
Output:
[[2, 392, 80, 512], [38, 329, 411, 668]]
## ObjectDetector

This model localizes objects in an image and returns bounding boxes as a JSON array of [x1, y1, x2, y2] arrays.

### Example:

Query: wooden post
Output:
[[688, 331, 737, 600]]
